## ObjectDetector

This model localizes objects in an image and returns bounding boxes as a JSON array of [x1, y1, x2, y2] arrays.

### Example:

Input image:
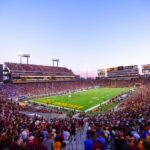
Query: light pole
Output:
[[52, 59, 60, 67], [18, 53, 30, 64]]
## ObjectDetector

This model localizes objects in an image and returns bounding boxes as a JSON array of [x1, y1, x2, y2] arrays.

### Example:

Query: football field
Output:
[[30, 88, 129, 111]]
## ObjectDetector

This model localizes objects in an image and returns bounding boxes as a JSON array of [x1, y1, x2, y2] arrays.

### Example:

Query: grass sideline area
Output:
[[30, 88, 129, 111]]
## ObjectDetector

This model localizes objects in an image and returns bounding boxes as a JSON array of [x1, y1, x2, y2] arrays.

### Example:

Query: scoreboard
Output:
[[97, 69, 105, 77], [142, 64, 150, 75], [0, 64, 3, 82], [107, 65, 139, 79]]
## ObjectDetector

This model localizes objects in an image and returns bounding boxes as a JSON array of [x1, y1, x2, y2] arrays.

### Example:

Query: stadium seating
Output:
[[0, 98, 84, 150], [0, 78, 150, 149], [84, 85, 150, 150], [5, 62, 75, 76]]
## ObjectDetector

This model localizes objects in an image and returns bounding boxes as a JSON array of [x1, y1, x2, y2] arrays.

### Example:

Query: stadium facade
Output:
[[3, 62, 79, 83]]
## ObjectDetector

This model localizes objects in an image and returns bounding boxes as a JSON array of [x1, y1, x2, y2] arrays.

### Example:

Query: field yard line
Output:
[[84, 99, 111, 113], [30, 99, 109, 113], [30, 100, 81, 112], [41, 86, 101, 98]]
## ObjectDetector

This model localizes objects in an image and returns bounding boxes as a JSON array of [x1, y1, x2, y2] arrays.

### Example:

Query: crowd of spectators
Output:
[[1, 78, 150, 150], [84, 86, 150, 150], [5, 62, 75, 76], [0, 80, 101, 100], [0, 79, 139, 100], [0, 98, 84, 150]]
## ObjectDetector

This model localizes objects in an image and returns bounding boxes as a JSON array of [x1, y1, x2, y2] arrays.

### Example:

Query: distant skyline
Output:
[[0, 0, 150, 77]]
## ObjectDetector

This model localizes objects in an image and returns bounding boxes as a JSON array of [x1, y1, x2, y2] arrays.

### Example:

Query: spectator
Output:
[[44, 134, 54, 150]]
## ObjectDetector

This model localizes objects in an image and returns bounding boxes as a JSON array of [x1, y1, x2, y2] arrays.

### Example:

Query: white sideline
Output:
[[84, 99, 110, 112]]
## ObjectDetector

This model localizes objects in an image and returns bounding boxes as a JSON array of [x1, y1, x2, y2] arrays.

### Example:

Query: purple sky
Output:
[[0, 0, 150, 77]]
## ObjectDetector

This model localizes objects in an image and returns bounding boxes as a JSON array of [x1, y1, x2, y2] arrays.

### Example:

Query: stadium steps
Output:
[[106, 145, 111, 150], [67, 122, 88, 150], [66, 121, 111, 150]]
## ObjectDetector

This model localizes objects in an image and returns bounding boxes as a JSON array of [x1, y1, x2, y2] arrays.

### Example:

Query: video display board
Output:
[[142, 64, 150, 74], [97, 69, 105, 77], [107, 65, 139, 78]]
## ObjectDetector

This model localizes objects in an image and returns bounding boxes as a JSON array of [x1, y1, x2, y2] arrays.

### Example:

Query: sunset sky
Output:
[[0, 0, 150, 77]]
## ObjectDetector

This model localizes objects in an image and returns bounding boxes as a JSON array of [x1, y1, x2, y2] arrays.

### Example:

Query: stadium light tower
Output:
[[52, 59, 59, 67], [83, 65, 88, 79], [18, 53, 30, 64]]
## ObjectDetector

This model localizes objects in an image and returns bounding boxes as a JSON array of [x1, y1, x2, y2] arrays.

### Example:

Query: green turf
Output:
[[30, 88, 129, 111]]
